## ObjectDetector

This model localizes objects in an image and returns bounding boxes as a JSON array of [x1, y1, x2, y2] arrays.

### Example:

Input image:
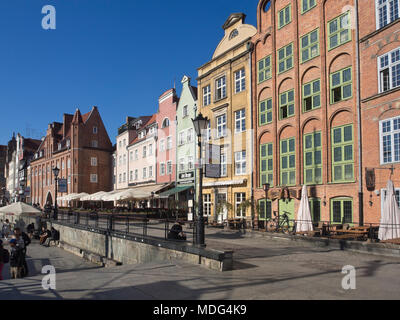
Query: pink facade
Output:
[[156, 89, 178, 184]]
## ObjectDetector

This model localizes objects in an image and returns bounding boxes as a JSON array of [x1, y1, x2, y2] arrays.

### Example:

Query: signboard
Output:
[[58, 179, 67, 193], [205, 143, 221, 178], [179, 172, 194, 180], [24, 187, 31, 196]]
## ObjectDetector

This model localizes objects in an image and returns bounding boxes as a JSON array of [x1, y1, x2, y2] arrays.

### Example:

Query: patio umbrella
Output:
[[0, 202, 42, 222], [379, 180, 400, 241], [295, 185, 313, 233]]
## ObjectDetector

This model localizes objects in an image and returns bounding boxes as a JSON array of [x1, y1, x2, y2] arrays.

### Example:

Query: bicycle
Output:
[[266, 211, 292, 234]]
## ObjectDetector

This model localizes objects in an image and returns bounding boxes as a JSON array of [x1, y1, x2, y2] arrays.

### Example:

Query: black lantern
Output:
[[192, 113, 209, 138], [52, 166, 60, 220]]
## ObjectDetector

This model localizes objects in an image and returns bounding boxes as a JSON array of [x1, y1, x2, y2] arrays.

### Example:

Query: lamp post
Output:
[[192, 113, 209, 247], [263, 183, 270, 227], [52, 166, 60, 221]]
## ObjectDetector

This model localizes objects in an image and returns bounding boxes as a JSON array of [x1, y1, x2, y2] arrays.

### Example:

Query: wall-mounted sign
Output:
[[58, 179, 67, 193], [205, 144, 221, 178], [179, 172, 194, 180]]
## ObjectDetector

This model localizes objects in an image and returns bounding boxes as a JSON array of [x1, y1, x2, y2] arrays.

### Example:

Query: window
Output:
[[234, 69, 246, 93], [260, 143, 273, 187], [187, 129, 194, 143], [188, 156, 194, 170], [203, 85, 211, 106], [118, 174, 122, 183], [377, 0, 400, 29], [139, 131, 145, 139], [301, 29, 319, 63], [135, 149, 138, 160], [332, 124, 354, 182], [381, 188, 400, 209], [183, 105, 188, 117], [67, 159, 70, 169], [149, 144, 153, 156], [135, 169, 138, 181], [259, 98, 273, 126], [130, 171, 133, 181], [328, 12, 351, 50], [90, 174, 98, 183], [123, 173, 126, 182], [58, 143, 61, 151], [229, 29, 239, 40], [123, 139, 126, 146], [91, 140, 98, 148], [304, 132, 322, 185], [93, 127, 98, 134], [235, 193, 246, 218], [162, 118, 170, 128], [235, 151, 246, 175], [379, 47, 400, 92], [259, 199, 272, 220], [221, 152, 227, 177], [278, 43, 293, 74], [380, 116, 400, 164], [123, 154, 126, 165], [167, 161, 172, 175], [278, 4, 292, 29], [204, 194, 212, 217], [303, 79, 321, 112], [309, 198, 321, 222], [258, 55, 272, 83], [206, 122, 211, 142], [330, 67, 352, 104], [217, 114, 227, 138], [279, 89, 295, 119], [280, 138, 296, 186], [179, 158, 185, 172], [167, 136, 172, 150], [302, 0, 316, 13], [160, 140, 165, 152], [62, 161, 65, 170], [91, 157, 98, 167], [143, 168, 147, 179], [179, 131, 186, 145], [216, 76, 227, 100], [66, 139, 70, 148], [235, 109, 246, 133], [143, 146, 147, 158], [160, 163, 165, 176], [331, 198, 353, 223], [149, 166, 153, 177]]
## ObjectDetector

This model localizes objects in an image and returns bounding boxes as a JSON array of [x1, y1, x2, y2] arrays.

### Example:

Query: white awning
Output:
[[203, 179, 246, 188]]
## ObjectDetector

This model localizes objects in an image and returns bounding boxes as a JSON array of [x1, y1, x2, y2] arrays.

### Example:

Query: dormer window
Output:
[[93, 126, 98, 134], [139, 131, 145, 139], [162, 118, 170, 128], [229, 29, 239, 40], [66, 139, 71, 148], [58, 143, 62, 151]]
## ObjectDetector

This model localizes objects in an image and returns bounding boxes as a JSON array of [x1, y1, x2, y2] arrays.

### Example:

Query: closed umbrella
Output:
[[379, 180, 400, 241], [296, 185, 313, 233]]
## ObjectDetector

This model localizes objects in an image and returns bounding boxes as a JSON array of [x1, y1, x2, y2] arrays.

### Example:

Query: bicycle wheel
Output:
[[266, 220, 277, 232]]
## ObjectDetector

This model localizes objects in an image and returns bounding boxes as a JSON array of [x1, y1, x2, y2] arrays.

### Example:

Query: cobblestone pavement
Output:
[[1, 231, 400, 300]]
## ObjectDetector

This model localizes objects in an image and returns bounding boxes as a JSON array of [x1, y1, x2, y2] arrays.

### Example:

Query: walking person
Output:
[[0, 239, 9, 280], [2, 220, 10, 240], [9, 239, 23, 279], [13, 227, 30, 277], [0, 220, 4, 238]]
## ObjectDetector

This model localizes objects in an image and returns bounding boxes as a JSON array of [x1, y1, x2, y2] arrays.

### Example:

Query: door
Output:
[[279, 199, 295, 226], [217, 193, 227, 223]]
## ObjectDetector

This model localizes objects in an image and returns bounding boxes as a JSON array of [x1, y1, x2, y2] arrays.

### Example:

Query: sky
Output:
[[0, 0, 259, 145]]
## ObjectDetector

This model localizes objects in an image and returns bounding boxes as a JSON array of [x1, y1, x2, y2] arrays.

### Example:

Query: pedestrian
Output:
[[2, 219, 10, 240], [9, 239, 23, 279], [39, 227, 51, 245], [14, 227, 30, 277], [0, 220, 3, 238], [0, 239, 8, 280]]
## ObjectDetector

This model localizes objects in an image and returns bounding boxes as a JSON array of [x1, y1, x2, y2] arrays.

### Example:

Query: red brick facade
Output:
[[30, 106, 113, 207]]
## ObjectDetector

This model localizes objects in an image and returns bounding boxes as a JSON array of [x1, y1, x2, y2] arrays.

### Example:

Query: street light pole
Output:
[[192, 113, 209, 248], [53, 166, 60, 221]]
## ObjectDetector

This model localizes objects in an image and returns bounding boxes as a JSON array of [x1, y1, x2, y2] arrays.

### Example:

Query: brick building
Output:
[[359, 0, 400, 224], [252, 0, 361, 226], [30, 106, 113, 207], [0, 145, 7, 205]]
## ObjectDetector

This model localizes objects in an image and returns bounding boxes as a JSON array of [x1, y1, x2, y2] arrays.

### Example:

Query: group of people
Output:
[[0, 226, 31, 280]]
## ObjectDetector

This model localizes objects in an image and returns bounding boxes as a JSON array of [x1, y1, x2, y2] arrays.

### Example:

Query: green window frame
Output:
[[260, 143, 273, 187], [258, 55, 272, 83], [309, 198, 321, 223], [301, 28, 319, 63], [301, 0, 316, 14], [279, 89, 295, 120], [303, 79, 321, 112], [304, 131, 322, 185], [331, 198, 353, 224], [278, 43, 293, 74], [330, 67, 352, 104], [280, 137, 296, 186], [328, 11, 351, 50], [332, 124, 354, 183], [259, 98, 273, 126], [258, 199, 272, 221], [278, 4, 292, 29]]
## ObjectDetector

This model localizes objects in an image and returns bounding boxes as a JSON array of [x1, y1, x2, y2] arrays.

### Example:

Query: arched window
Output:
[[264, 0, 271, 12], [229, 29, 239, 40], [162, 118, 170, 128]]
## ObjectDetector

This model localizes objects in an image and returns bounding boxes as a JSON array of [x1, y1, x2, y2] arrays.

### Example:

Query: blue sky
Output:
[[0, 0, 258, 145]]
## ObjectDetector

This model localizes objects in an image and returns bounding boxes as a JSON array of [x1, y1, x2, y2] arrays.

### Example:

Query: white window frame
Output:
[[381, 188, 400, 211], [149, 144, 153, 156], [130, 171, 133, 181], [221, 152, 227, 177], [91, 157, 98, 167], [234, 69, 246, 93], [135, 169, 138, 181], [183, 105, 188, 118], [160, 139, 165, 152], [203, 85, 211, 106], [179, 131, 186, 145], [91, 140, 98, 148], [378, 46, 400, 93], [135, 149, 138, 160], [216, 76, 227, 100], [167, 136, 172, 150], [376, 0, 400, 29], [235, 109, 246, 133], [143, 167, 147, 179], [143, 146, 147, 158], [149, 166, 153, 177], [235, 151, 247, 175], [380, 115, 400, 164], [217, 114, 227, 138], [90, 174, 98, 183], [93, 126, 98, 134], [160, 162, 165, 176], [235, 193, 246, 218], [179, 158, 185, 172], [188, 156, 194, 170], [167, 161, 172, 175], [204, 194, 212, 217], [187, 128, 194, 143]]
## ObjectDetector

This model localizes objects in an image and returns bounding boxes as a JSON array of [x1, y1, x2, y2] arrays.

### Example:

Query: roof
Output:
[[128, 114, 157, 146]]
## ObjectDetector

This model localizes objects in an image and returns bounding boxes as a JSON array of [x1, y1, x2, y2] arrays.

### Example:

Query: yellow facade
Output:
[[197, 14, 256, 223]]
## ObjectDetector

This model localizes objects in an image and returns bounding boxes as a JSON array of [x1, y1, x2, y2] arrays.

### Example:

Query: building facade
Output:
[[175, 75, 198, 201], [0, 145, 7, 205], [252, 0, 361, 226], [359, 0, 400, 224], [30, 107, 113, 207], [197, 13, 256, 223]]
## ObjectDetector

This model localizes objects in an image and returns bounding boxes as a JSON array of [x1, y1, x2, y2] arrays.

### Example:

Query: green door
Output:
[[279, 199, 295, 226]]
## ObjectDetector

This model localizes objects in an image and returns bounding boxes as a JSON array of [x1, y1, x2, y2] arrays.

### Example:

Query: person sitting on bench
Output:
[[44, 227, 60, 247], [167, 222, 187, 241]]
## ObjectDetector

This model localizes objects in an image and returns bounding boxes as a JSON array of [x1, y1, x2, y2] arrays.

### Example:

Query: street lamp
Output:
[[52, 166, 60, 221], [192, 113, 209, 247]]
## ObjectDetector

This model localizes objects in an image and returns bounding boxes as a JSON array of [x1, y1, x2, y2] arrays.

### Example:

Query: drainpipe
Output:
[[354, 0, 364, 226]]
